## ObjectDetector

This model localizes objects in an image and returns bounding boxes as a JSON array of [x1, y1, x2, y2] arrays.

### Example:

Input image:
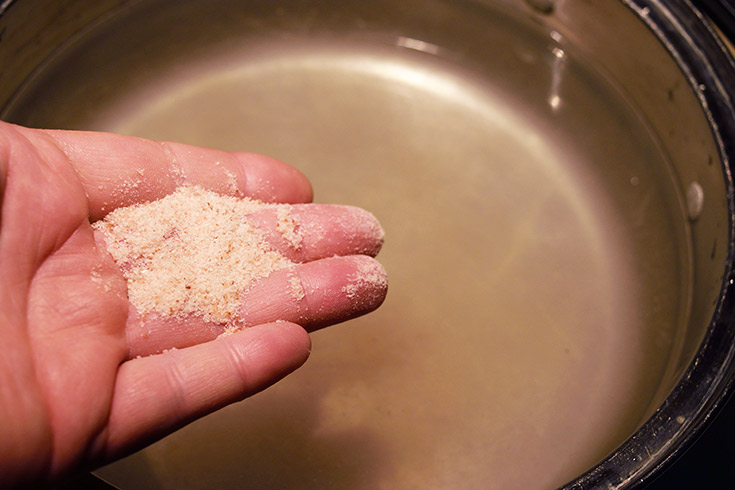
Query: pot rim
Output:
[[563, 1, 735, 488]]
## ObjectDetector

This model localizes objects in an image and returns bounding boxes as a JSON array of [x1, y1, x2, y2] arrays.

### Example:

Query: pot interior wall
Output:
[[1, 0, 727, 488]]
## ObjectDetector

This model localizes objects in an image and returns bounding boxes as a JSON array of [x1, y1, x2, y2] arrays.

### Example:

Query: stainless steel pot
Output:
[[2, 1, 734, 488]]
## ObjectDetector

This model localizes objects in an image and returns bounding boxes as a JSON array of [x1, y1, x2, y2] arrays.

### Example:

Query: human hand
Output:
[[0, 121, 387, 488]]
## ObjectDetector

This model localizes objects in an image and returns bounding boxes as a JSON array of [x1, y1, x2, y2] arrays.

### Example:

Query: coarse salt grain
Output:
[[93, 184, 294, 325]]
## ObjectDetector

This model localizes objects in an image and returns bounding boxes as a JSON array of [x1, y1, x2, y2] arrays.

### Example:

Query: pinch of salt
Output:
[[93, 184, 294, 325]]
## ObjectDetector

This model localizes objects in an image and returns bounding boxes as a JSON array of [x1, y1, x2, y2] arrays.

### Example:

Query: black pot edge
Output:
[[563, 1, 735, 488]]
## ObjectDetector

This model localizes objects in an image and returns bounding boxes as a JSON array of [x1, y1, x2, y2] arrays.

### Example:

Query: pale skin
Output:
[[0, 121, 387, 488]]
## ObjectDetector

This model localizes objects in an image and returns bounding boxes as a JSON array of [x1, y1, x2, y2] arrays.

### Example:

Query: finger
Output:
[[239, 255, 388, 329], [101, 322, 310, 461], [246, 204, 385, 262], [18, 126, 313, 219], [126, 255, 388, 358]]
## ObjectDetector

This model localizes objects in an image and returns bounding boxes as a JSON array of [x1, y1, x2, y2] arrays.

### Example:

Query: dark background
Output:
[[645, 389, 735, 489]]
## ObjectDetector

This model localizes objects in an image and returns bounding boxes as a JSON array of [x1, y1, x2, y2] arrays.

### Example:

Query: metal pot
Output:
[[1, 1, 734, 488]]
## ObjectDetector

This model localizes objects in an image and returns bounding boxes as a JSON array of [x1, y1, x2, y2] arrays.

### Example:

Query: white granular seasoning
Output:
[[93, 184, 294, 325]]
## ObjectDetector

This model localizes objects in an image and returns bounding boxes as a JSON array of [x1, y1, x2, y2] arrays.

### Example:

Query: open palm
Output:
[[0, 122, 386, 488]]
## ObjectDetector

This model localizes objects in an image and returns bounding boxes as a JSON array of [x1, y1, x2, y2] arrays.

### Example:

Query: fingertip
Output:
[[342, 255, 389, 312], [236, 255, 388, 331], [234, 152, 313, 204], [218, 321, 312, 393], [292, 254, 388, 328], [245, 203, 385, 261], [255, 321, 312, 365], [335, 206, 385, 257]]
